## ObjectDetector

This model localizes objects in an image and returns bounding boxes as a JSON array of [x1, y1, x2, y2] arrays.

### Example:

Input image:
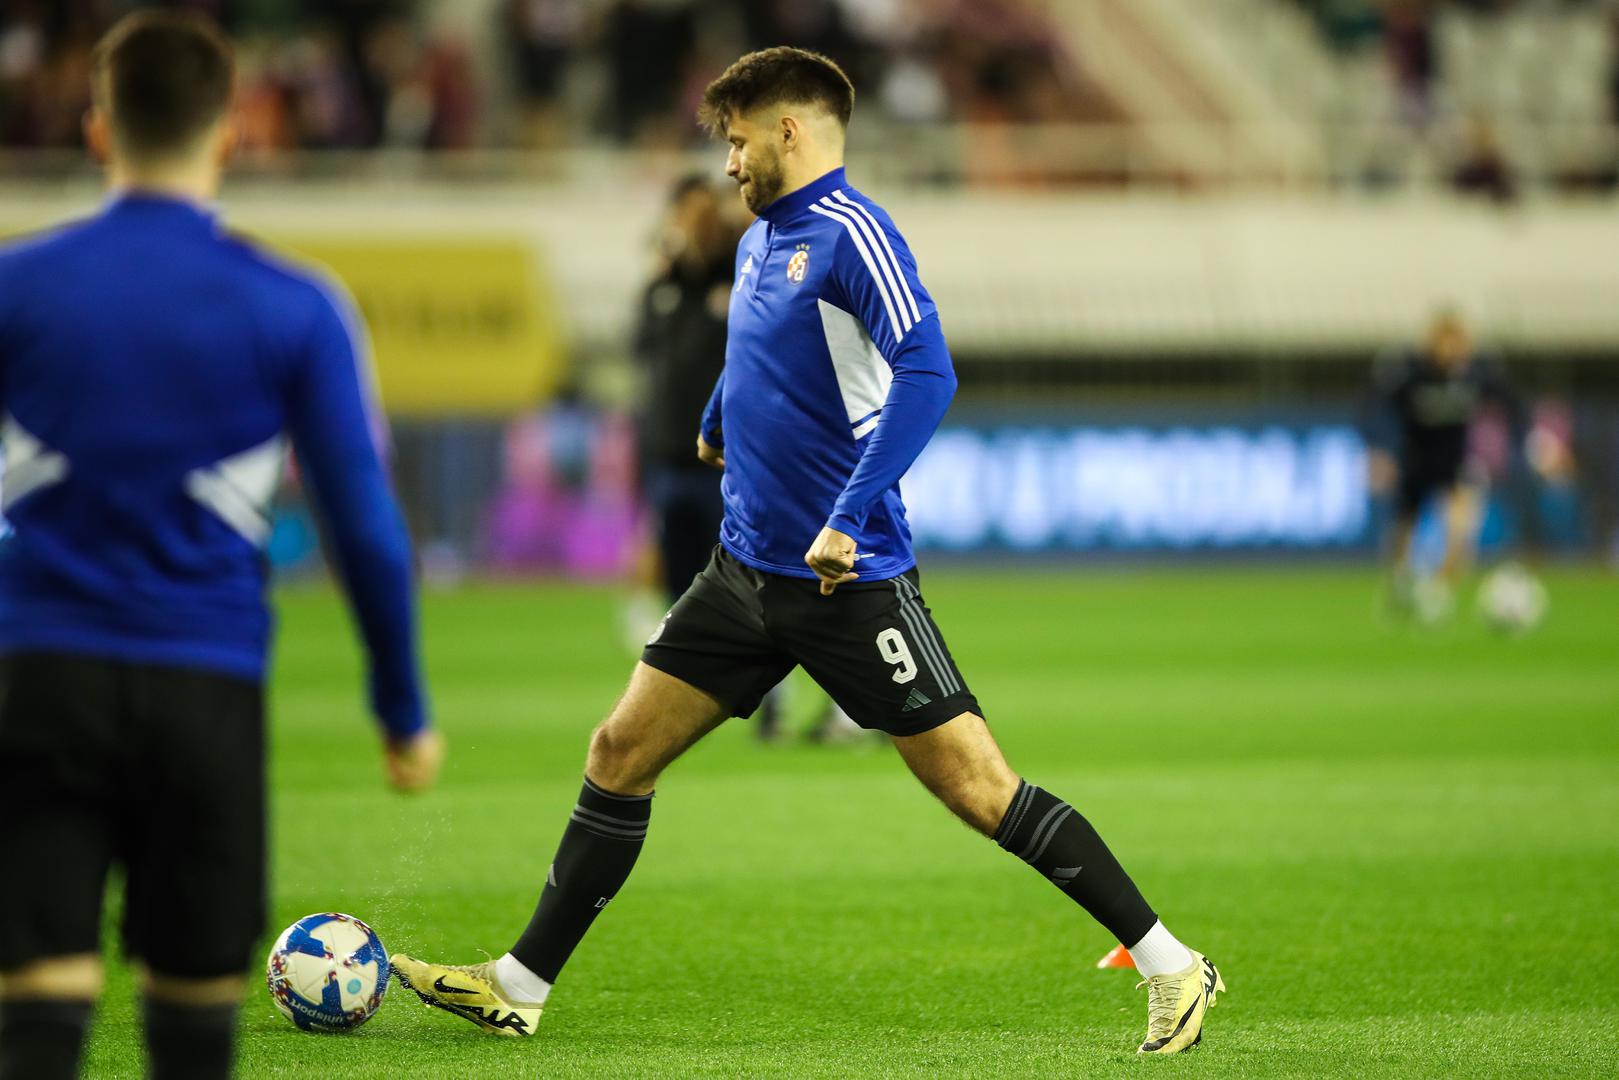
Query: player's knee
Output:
[[935, 764, 1020, 836], [0, 955, 103, 1000], [969, 775, 1022, 835], [585, 721, 626, 780], [585, 720, 657, 794]]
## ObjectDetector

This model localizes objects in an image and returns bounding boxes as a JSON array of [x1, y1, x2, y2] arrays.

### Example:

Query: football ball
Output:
[[1477, 563, 1548, 635], [266, 912, 390, 1032]]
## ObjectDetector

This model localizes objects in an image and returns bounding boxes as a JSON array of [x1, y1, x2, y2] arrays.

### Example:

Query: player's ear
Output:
[[84, 107, 112, 165], [214, 114, 241, 170], [779, 114, 801, 153]]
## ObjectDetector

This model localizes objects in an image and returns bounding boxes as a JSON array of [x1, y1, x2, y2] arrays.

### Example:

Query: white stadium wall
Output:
[[3, 179, 1618, 360]]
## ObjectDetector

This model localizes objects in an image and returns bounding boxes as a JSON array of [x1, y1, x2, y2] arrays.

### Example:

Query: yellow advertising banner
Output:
[[271, 237, 564, 417], [0, 218, 565, 417]]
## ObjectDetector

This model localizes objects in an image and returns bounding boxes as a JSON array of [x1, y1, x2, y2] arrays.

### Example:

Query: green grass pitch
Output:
[[80, 566, 1619, 1078]]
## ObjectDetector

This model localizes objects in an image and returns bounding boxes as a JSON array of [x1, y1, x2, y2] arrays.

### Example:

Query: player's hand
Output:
[[1367, 449, 1397, 495], [805, 526, 859, 595], [1526, 430, 1573, 482], [696, 433, 725, 470], [384, 729, 445, 794]]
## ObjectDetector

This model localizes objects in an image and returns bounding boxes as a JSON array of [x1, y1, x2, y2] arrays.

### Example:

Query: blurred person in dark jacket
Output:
[[634, 174, 739, 607]]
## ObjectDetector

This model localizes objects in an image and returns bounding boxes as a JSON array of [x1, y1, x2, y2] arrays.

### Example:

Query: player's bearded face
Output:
[[737, 143, 785, 213]]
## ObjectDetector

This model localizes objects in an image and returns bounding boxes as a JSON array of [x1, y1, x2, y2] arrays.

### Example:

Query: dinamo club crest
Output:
[[786, 247, 810, 284]]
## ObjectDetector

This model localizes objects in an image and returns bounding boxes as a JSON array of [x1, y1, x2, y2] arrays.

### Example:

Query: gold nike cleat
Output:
[[389, 953, 544, 1038], [1137, 951, 1225, 1054]]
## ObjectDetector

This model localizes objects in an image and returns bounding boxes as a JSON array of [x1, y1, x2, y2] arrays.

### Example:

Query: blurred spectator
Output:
[[742, 0, 865, 85], [280, 28, 368, 148], [0, 0, 95, 149], [0, 0, 1086, 157], [0, 0, 477, 154], [1610, 8, 1619, 128], [505, 0, 584, 148], [940, 0, 1088, 124], [1386, 0, 1439, 132], [1296, 0, 1385, 51], [1451, 113, 1517, 203], [603, 0, 698, 145], [421, 32, 478, 149]]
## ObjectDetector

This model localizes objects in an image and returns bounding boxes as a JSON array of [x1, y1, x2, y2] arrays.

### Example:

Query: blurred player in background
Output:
[[0, 13, 440, 1080], [1367, 308, 1533, 621], [631, 173, 865, 744], [393, 46, 1223, 1056], [633, 174, 738, 610]]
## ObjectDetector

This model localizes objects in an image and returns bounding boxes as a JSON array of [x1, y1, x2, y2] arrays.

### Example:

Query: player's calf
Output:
[[0, 998, 93, 1080], [893, 711, 1020, 835], [139, 969, 244, 1080], [141, 1000, 239, 1080], [0, 955, 101, 1080]]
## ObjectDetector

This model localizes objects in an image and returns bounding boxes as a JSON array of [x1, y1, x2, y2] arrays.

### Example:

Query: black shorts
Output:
[[642, 546, 981, 737], [1397, 456, 1466, 516], [0, 652, 266, 977]]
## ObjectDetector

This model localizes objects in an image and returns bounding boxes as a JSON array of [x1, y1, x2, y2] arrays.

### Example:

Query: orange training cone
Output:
[[1096, 945, 1135, 970]]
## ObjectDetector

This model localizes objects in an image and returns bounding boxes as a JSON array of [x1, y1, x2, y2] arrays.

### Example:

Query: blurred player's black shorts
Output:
[[0, 652, 265, 977], [1397, 454, 1467, 515], [642, 546, 981, 737]]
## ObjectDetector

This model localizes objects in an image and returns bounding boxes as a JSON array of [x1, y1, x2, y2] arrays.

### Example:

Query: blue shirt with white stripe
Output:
[[0, 193, 426, 737], [700, 167, 957, 581]]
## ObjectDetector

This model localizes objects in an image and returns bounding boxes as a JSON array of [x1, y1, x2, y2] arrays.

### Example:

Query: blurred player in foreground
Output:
[[1367, 309, 1538, 622], [0, 14, 440, 1080], [393, 47, 1223, 1055]]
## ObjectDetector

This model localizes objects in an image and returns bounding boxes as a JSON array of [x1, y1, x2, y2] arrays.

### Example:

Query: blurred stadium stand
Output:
[[2, 0, 1617, 566], [6, 0, 1616, 187]]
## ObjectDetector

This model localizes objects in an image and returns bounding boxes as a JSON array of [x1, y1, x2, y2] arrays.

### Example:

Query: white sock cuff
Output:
[[1126, 920, 1195, 979], [494, 952, 553, 1004]]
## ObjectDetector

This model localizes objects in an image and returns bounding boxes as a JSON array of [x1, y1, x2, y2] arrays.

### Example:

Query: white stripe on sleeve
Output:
[[819, 196, 913, 336], [832, 190, 922, 324], [808, 203, 906, 343]]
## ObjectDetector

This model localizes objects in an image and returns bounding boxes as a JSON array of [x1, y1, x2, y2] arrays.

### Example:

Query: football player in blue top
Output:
[[392, 46, 1222, 1055], [0, 14, 440, 1080]]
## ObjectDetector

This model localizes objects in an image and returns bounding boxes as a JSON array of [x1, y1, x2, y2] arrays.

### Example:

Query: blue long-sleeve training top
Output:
[[700, 167, 957, 581], [0, 193, 427, 737]]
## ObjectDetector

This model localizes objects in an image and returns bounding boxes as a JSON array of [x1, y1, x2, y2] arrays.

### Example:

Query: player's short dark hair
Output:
[[669, 171, 715, 205], [698, 47, 855, 135], [93, 10, 235, 161]]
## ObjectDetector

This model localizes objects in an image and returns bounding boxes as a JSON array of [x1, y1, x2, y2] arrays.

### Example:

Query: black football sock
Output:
[[0, 998, 92, 1080], [142, 1000, 237, 1080], [994, 780, 1158, 946], [509, 777, 652, 984]]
